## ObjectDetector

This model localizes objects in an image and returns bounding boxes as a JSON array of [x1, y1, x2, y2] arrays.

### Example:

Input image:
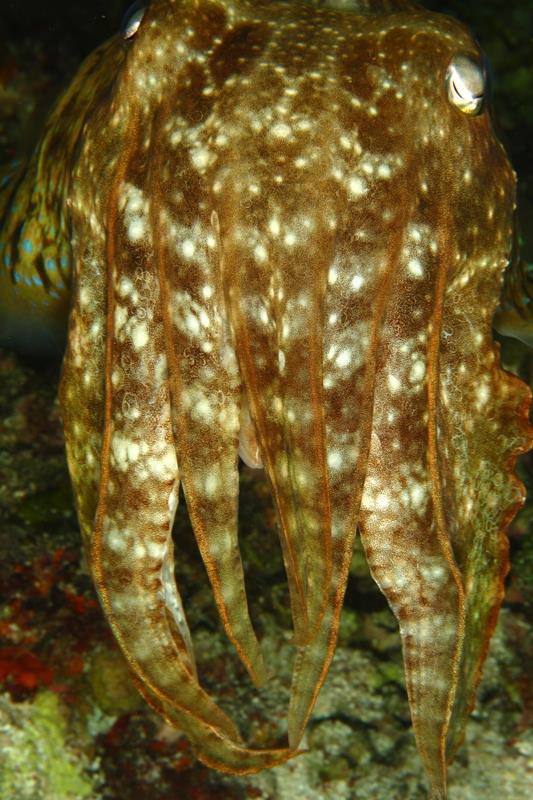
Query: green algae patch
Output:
[[88, 646, 142, 716], [0, 691, 95, 800], [367, 660, 405, 691]]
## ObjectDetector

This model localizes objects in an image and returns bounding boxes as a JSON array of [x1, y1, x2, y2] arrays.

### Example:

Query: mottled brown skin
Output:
[[3, 0, 531, 797]]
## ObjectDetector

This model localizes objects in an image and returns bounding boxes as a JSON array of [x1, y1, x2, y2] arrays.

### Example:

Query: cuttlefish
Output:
[[0, 1, 531, 797]]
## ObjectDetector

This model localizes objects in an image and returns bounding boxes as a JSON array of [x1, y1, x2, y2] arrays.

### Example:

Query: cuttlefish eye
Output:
[[446, 55, 485, 115], [121, 1, 147, 40]]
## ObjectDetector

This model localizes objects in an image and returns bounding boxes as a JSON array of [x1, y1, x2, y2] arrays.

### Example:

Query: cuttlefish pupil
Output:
[[0, 2, 531, 798], [121, 1, 148, 40], [446, 55, 486, 116]]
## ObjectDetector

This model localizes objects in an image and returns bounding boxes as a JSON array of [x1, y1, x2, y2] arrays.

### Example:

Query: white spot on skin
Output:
[[111, 370, 122, 388], [410, 360, 426, 383], [410, 483, 427, 509], [132, 321, 149, 349], [185, 314, 200, 335], [348, 176, 368, 197], [407, 258, 424, 277], [90, 320, 101, 338], [327, 450, 343, 470], [254, 244, 268, 263], [422, 563, 447, 582], [477, 383, 490, 405], [112, 435, 142, 469], [195, 397, 213, 421], [388, 373, 401, 393], [284, 232, 297, 247], [328, 266, 338, 285], [271, 122, 292, 139], [148, 449, 177, 479], [122, 185, 144, 214], [350, 274, 364, 291], [147, 540, 167, 559], [107, 530, 128, 553], [128, 218, 145, 241], [182, 240, 196, 258], [191, 148, 210, 169], [269, 218, 281, 237], [375, 492, 390, 510], [115, 305, 128, 332], [272, 396, 283, 415], [335, 349, 352, 368], [296, 118, 312, 132]]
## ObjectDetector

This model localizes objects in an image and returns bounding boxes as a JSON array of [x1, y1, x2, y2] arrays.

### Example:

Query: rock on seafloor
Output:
[[0, 691, 95, 800]]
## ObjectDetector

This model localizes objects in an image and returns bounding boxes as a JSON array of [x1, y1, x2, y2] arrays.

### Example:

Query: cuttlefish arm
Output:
[[61, 204, 293, 769], [356, 132, 530, 796], [202, 7, 530, 799], [209, 14, 532, 799], [58, 30, 293, 773]]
